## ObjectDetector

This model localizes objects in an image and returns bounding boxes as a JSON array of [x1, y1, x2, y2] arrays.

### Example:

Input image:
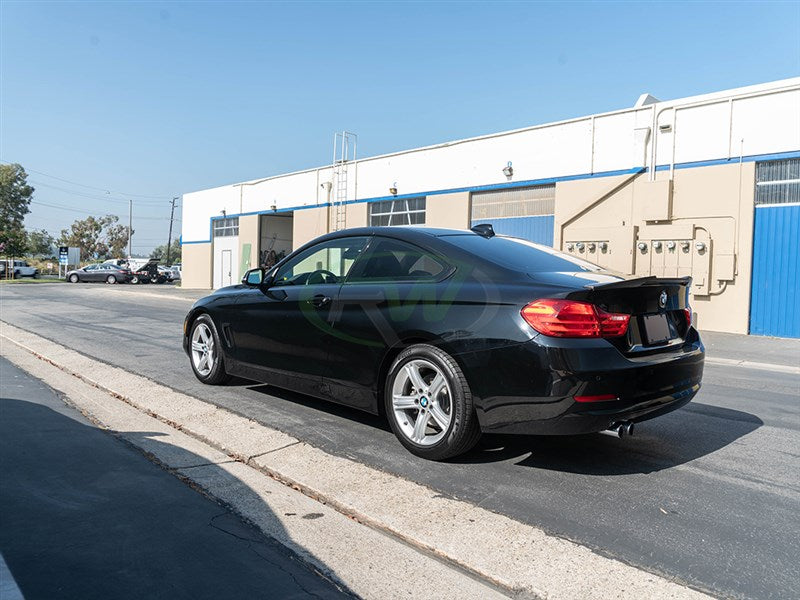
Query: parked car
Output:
[[182, 226, 704, 460], [158, 265, 180, 282], [0, 259, 39, 279], [66, 263, 131, 284]]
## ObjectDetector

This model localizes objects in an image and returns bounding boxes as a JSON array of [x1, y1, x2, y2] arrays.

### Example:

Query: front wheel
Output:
[[69, 274, 79, 283], [189, 315, 230, 385], [106, 275, 117, 284], [385, 344, 481, 460]]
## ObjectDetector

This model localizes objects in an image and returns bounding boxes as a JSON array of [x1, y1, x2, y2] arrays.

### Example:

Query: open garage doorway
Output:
[[259, 213, 293, 270]]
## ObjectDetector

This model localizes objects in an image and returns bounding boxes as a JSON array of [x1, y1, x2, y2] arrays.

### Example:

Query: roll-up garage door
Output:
[[470, 185, 555, 246]]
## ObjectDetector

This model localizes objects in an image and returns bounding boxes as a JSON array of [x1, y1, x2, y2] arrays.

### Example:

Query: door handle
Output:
[[311, 294, 331, 308]]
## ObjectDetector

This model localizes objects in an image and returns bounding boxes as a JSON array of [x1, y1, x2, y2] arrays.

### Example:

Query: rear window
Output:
[[441, 234, 602, 273]]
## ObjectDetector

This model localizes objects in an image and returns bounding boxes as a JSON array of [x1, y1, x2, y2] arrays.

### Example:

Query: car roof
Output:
[[320, 226, 479, 240]]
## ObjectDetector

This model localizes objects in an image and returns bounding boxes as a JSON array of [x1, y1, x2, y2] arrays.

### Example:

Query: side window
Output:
[[85, 264, 97, 271], [273, 237, 369, 286], [348, 237, 447, 282]]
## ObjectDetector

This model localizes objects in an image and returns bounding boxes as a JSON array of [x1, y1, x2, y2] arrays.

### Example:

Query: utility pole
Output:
[[128, 199, 133, 259], [166, 197, 178, 266]]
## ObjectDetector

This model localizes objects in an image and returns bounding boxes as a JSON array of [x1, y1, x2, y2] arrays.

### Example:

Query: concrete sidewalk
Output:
[[0, 357, 350, 600], [1, 320, 710, 600]]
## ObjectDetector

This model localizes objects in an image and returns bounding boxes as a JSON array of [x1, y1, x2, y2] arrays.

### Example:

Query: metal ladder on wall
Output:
[[331, 131, 357, 231]]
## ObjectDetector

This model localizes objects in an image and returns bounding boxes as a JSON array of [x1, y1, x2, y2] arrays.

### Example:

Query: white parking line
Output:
[[705, 356, 800, 375]]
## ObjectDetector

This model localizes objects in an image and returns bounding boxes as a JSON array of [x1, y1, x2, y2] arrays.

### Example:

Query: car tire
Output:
[[106, 275, 117, 284], [130, 275, 139, 284], [384, 344, 481, 460], [33, 271, 40, 279], [189, 315, 231, 385], [69, 274, 79, 283]]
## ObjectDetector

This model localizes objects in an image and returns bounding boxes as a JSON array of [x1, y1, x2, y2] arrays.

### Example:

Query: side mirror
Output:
[[242, 268, 265, 287]]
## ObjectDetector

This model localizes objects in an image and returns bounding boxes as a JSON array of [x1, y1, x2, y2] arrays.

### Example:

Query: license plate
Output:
[[642, 314, 672, 345]]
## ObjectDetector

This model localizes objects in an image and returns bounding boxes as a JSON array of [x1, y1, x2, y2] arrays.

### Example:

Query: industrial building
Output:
[[181, 78, 800, 338]]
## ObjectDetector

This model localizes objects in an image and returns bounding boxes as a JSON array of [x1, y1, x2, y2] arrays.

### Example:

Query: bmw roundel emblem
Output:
[[659, 290, 668, 308]]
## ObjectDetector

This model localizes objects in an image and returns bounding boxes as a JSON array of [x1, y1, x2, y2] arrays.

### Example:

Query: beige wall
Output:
[[426, 192, 471, 229], [293, 207, 330, 249], [554, 163, 756, 334], [345, 202, 368, 228], [181, 242, 212, 289], [238, 215, 259, 278]]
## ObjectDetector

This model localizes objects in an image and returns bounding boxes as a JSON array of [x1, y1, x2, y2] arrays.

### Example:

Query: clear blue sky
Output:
[[1, 1, 798, 254]]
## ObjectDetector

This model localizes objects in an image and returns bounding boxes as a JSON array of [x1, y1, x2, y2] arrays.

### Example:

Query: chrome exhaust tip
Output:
[[599, 421, 634, 438]]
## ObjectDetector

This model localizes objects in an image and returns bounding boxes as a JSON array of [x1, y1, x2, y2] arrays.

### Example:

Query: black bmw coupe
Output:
[[183, 225, 704, 460]]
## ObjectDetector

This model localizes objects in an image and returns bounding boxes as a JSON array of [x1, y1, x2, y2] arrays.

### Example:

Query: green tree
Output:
[[59, 215, 132, 261], [26, 228, 55, 257], [0, 163, 34, 257], [150, 239, 181, 264]]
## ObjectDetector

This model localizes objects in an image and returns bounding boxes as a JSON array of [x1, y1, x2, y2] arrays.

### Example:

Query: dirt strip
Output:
[[0, 321, 709, 600]]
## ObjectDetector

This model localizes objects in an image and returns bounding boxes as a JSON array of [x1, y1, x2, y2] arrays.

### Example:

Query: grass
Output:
[[0, 276, 65, 284]]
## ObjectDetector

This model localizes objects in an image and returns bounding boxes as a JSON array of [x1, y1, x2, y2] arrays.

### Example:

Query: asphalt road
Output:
[[2, 283, 799, 599], [0, 355, 350, 600]]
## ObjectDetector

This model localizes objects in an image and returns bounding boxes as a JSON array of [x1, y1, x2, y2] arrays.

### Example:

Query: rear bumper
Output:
[[460, 330, 704, 435]]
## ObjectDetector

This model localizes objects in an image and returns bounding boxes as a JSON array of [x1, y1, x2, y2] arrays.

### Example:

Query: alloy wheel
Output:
[[391, 358, 453, 446], [191, 323, 215, 376]]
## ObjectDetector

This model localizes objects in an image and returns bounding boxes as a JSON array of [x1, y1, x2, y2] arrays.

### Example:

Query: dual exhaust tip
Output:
[[600, 421, 634, 438]]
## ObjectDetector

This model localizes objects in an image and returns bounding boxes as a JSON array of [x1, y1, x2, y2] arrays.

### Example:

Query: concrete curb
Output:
[[0, 321, 710, 600]]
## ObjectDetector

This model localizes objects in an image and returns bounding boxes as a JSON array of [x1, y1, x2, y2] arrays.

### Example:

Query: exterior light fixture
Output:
[[270, 204, 277, 212], [221, 209, 227, 217], [502, 162, 513, 178], [659, 123, 673, 133], [389, 182, 398, 196]]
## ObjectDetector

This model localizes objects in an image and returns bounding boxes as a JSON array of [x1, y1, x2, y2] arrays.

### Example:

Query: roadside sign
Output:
[[59, 246, 68, 265]]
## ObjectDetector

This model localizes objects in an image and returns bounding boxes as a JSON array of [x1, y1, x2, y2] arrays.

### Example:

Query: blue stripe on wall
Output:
[[749, 204, 800, 338], [471, 215, 555, 247]]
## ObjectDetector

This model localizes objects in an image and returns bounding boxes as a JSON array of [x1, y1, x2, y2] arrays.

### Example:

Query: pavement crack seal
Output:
[[0, 321, 712, 600]]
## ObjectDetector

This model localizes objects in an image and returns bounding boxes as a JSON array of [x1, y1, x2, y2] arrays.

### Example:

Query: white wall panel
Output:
[[182, 78, 800, 243], [731, 90, 800, 158]]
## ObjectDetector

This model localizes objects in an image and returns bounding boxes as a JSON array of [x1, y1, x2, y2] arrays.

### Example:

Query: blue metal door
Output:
[[749, 204, 800, 338], [470, 215, 555, 246]]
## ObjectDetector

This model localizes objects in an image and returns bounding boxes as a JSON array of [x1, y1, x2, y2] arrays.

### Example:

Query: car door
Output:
[[326, 236, 452, 411], [226, 236, 370, 398], [82, 264, 100, 281]]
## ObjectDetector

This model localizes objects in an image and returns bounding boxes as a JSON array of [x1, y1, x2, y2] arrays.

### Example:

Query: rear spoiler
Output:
[[585, 275, 692, 291]]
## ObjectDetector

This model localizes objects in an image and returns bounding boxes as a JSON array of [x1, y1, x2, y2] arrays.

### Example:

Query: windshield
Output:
[[440, 234, 604, 273]]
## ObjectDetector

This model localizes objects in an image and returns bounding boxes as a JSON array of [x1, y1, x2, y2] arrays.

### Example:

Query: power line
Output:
[[28, 180, 172, 206], [30, 200, 179, 221], [1, 160, 176, 200]]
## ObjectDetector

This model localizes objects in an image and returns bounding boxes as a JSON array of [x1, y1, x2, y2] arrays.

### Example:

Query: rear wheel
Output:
[[106, 275, 117, 284], [189, 315, 230, 385], [69, 274, 79, 283], [385, 344, 481, 460]]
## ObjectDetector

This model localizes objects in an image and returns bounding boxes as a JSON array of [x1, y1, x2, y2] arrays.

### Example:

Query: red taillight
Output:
[[684, 306, 692, 329], [574, 394, 618, 403], [521, 299, 630, 338]]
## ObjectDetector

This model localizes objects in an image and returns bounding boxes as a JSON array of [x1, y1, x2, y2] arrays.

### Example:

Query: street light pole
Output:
[[166, 197, 178, 266], [128, 199, 133, 259]]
